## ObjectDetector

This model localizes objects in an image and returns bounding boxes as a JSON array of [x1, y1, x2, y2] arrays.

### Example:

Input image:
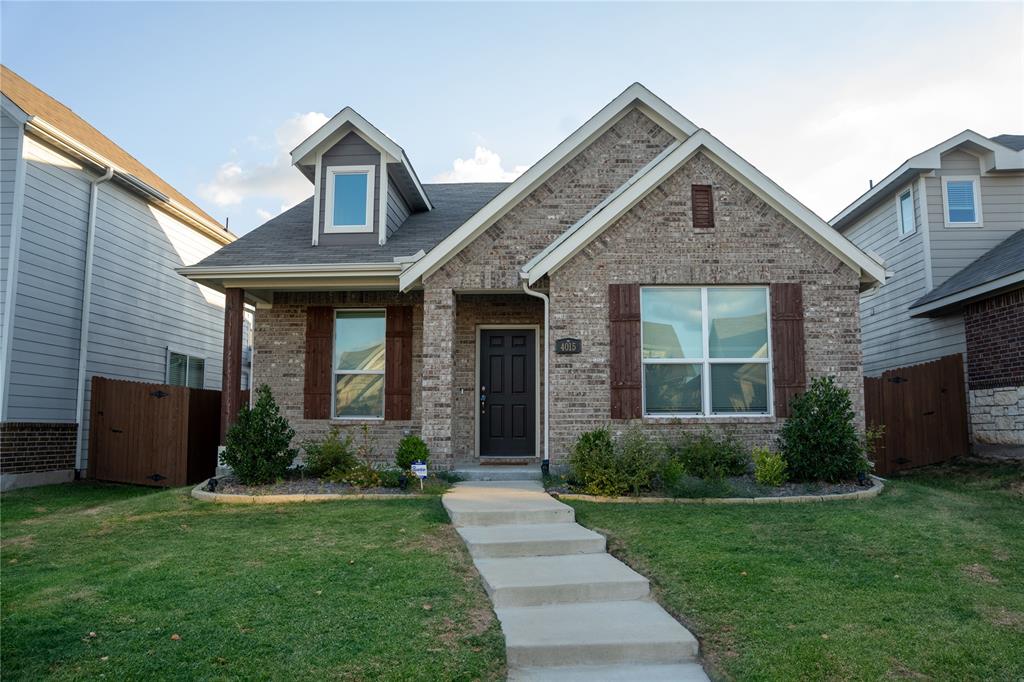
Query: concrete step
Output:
[[474, 553, 649, 607], [443, 481, 574, 527], [497, 600, 700, 668], [456, 523, 606, 559], [452, 465, 542, 481], [510, 663, 710, 681]]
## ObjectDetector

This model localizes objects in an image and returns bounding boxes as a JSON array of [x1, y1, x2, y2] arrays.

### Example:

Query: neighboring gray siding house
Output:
[[182, 84, 885, 472], [0, 66, 249, 490], [832, 131, 1024, 453]]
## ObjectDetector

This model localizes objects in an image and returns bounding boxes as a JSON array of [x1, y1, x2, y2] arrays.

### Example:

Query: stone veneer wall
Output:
[[252, 291, 423, 466], [547, 152, 864, 460], [0, 422, 77, 474], [452, 294, 545, 460], [964, 289, 1024, 448]]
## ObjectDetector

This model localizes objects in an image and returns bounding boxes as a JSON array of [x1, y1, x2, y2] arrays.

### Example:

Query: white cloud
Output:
[[433, 146, 528, 183], [199, 111, 329, 212]]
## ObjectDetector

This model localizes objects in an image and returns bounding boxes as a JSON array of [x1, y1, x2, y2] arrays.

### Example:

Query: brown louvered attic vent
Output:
[[691, 184, 715, 229]]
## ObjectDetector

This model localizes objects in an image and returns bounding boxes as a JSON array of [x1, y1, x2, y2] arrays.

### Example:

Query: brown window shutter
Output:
[[304, 306, 333, 419], [608, 283, 642, 419], [770, 283, 806, 417], [692, 184, 715, 229], [384, 305, 413, 420]]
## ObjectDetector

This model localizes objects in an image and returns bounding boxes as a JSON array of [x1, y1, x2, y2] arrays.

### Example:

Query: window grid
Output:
[[640, 286, 773, 418], [332, 309, 385, 420]]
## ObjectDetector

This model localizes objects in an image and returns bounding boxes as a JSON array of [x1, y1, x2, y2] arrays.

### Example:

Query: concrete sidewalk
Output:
[[443, 480, 709, 681]]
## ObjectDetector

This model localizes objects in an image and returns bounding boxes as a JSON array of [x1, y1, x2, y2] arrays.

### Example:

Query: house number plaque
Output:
[[555, 338, 582, 354]]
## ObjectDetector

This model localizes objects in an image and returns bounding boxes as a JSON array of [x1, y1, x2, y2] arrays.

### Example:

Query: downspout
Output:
[[74, 166, 114, 475], [521, 277, 550, 474]]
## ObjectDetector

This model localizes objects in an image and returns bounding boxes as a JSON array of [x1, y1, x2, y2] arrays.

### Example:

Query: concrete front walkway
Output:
[[444, 480, 709, 681]]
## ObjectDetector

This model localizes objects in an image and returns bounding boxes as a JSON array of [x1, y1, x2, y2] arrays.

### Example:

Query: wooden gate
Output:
[[864, 354, 969, 475], [88, 377, 221, 487]]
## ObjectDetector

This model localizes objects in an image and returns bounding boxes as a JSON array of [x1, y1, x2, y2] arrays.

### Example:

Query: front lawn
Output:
[[569, 463, 1024, 681], [1, 484, 505, 680]]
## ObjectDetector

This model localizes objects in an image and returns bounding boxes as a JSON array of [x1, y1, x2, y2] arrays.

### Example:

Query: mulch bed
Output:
[[215, 474, 413, 497], [546, 473, 868, 499]]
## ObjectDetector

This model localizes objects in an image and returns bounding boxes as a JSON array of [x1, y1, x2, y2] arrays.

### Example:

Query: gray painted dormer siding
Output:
[[386, 170, 412, 239], [317, 131, 381, 246]]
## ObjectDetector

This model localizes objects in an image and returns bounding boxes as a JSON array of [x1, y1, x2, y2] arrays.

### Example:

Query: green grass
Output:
[[568, 463, 1024, 681], [1, 483, 505, 680]]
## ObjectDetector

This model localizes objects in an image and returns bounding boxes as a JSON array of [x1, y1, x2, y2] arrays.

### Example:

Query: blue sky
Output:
[[3, 2, 1021, 234]]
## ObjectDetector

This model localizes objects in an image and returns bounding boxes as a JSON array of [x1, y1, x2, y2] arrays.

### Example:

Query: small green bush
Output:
[[375, 468, 405, 488], [568, 427, 663, 496], [303, 427, 357, 480], [778, 376, 871, 482], [673, 430, 749, 481], [752, 447, 788, 487], [343, 462, 382, 488], [395, 435, 430, 471], [221, 385, 296, 485]]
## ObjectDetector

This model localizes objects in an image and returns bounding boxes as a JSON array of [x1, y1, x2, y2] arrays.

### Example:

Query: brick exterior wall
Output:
[[254, 108, 868, 468], [964, 288, 1024, 390], [0, 422, 77, 474], [545, 151, 864, 458], [252, 291, 423, 466], [964, 288, 1024, 448]]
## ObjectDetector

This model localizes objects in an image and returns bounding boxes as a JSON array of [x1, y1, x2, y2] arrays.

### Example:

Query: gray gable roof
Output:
[[991, 134, 1024, 151], [194, 182, 509, 267], [911, 229, 1024, 310]]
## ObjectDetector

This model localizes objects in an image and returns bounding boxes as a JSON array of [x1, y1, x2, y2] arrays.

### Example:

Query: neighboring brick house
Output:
[[833, 133, 1023, 457], [182, 84, 885, 469], [0, 67, 251, 490]]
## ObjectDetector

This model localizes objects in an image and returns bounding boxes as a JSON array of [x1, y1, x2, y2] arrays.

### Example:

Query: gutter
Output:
[[520, 277, 550, 472], [74, 165, 114, 474]]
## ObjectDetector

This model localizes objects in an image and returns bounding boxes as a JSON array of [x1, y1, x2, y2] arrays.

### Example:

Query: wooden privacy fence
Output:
[[88, 376, 222, 487], [864, 354, 969, 475]]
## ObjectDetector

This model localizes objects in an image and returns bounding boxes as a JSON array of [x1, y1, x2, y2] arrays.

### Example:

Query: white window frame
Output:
[[165, 349, 206, 389], [331, 308, 385, 421], [640, 286, 773, 418], [324, 164, 375, 234], [941, 175, 983, 228], [895, 185, 916, 238]]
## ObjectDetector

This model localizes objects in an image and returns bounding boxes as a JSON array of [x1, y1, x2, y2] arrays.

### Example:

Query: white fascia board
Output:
[[909, 271, 1024, 317], [523, 130, 886, 286], [399, 83, 698, 291], [178, 262, 405, 278], [831, 130, 1024, 230]]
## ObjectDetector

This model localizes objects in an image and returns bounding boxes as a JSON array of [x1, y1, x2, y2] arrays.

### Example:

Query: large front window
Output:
[[641, 287, 771, 416], [333, 310, 385, 419]]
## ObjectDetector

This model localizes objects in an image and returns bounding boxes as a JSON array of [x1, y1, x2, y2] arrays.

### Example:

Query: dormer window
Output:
[[325, 165, 374, 233]]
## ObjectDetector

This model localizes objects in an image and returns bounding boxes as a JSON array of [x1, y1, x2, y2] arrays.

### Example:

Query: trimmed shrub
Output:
[[395, 435, 430, 471], [778, 376, 871, 482], [343, 462, 382, 488], [752, 447, 788, 487], [568, 427, 663, 496], [221, 385, 296, 485], [376, 468, 405, 488], [673, 430, 749, 481], [303, 427, 357, 480]]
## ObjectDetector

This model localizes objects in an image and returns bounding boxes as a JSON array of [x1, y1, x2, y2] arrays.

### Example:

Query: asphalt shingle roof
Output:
[[193, 182, 509, 267], [991, 134, 1024, 151], [912, 230, 1024, 309]]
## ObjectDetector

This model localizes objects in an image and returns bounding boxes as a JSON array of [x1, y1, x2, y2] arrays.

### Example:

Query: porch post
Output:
[[220, 287, 244, 444], [421, 285, 456, 466]]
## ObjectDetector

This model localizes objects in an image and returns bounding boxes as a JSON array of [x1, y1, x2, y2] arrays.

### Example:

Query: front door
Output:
[[479, 329, 536, 457]]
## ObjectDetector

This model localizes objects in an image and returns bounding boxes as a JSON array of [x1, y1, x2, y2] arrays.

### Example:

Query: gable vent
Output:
[[691, 184, 715, 230]]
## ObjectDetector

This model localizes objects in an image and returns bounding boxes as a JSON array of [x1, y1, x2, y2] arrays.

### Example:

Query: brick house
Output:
[[181, 84, 885, 469]]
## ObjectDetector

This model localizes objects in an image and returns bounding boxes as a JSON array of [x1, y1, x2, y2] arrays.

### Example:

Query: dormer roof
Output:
[[290, 106, 431, 212]]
